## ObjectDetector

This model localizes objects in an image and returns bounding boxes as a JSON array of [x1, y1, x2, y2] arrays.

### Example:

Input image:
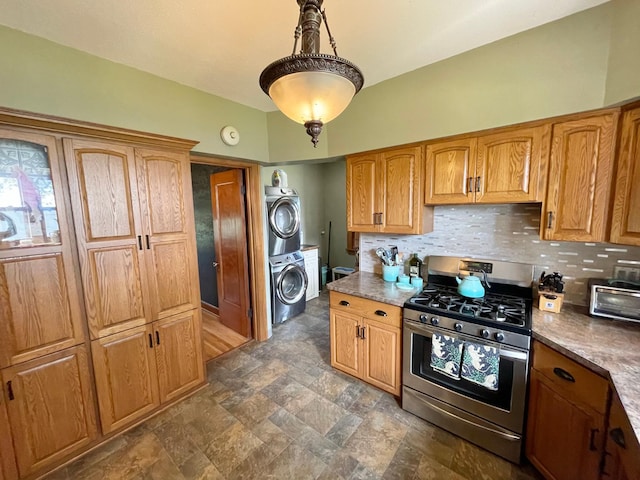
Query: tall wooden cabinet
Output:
[[542, 112, 618, 242], [424, 125, 549, 205], [346, 146, 432, 234], [610, 107, 640, 246]]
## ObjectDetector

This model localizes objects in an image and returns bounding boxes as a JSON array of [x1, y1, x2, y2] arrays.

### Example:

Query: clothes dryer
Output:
[[266, 186, 301, 256], [270, 251, 308, 324]]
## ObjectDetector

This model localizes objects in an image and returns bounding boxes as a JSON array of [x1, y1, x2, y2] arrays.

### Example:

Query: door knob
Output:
[[212, 262, 219, 268]]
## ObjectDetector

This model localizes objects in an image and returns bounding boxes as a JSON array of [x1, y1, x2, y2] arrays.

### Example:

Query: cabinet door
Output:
[[303, 249, 319, 301], [610, 108, 640, 245], [154, 310, 205, 404], [425, 138, 476, 204], [526, 369, 604, 480], [346, 154, 379, 232], [604, 392, 640, 480], [361, 318, 401, 396], [476, 125, 549, 204], [135, 148, 200, 320], [543, 114, 617, 241], [329, 309, 361, 378], [91, 325, 160, 434], [64, 139, 150, 339], [2, 346, 97, 478], [0, 395, 18, 480], [379, 146, 424, 234]]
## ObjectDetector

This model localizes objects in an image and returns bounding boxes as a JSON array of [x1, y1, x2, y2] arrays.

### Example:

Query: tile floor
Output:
[[44, 291, 542, 480]]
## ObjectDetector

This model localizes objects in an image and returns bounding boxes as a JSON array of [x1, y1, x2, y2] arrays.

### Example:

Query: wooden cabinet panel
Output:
[[330, 291, 401, 328], [610, 107, 640, 245], [543, 114, 617, 241], [155, 311, 205, 404], [330, 309, 360, 378], [361, 318, 401, 396], [0, 397, 18, 480], [91, 325, 160, 434], [346, 154, 378, 232], [526, 369, 604, 480], [0, 253, 83, 367], [604, 391, 640, 480], [425, 138, 476, 204], [2, 346, 97, 478]]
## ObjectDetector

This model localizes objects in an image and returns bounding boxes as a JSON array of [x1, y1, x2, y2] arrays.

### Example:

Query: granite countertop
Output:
[[328, 271, 640, 443]]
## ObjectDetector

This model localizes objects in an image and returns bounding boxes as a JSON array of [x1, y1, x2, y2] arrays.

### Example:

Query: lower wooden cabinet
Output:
[[0, 397, 18, 480], [603, 391, 640, 480], [92, 310, 204, 434], [329, 292, 401, 396], [1, 346, 97, 479]]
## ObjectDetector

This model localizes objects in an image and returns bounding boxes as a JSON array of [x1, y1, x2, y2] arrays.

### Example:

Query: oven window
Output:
[[410, 331, 515, 411]]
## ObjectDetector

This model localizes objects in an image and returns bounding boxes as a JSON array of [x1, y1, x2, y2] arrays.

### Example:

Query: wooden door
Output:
[[210, 169, 251, 337], [136, 148, 200, 320], [154, 311, 205, 403], [91, 325, 160, 434], [2, 346, 97, 478], [0, 393, 18, 480], [361, 318, 401, 396], [379, 146, 424, 234], [610, 107, 640, 245], [425, 138, 476, 204], [329, 309, 361, 378], [64, 139, 150, 339], [346, 154, 379, 232], [476, 125, 549, 203], [526, 369, 605, 480], [543, 114, 617, 241], [604, 392, 640, 480]]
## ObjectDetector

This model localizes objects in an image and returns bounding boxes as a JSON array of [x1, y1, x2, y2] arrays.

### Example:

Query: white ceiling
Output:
[[1, 0, 608, 112]]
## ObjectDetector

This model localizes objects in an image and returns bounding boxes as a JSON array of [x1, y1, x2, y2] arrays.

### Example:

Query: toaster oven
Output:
[[589, 282, 640, 323]]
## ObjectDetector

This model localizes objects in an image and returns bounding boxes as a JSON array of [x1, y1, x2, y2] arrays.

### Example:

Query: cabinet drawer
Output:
[[532, 341, 609, 414], [330, 292, 401, 328]]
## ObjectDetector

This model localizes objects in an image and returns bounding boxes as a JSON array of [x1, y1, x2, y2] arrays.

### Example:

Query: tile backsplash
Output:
[[360, 204, 640, 305]]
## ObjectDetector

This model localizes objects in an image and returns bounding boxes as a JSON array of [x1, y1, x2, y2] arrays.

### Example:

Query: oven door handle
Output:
[[499, 349, 528, 362]]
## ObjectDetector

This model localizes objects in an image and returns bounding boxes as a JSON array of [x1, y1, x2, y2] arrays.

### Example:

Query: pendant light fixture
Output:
[[259, 0, 364, 147]]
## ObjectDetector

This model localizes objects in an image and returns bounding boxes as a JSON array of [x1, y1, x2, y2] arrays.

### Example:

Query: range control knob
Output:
[[454, 323, 463, 332], [480, 329, 490, 339], [430, 317, 440, 326], [419, 314, 428, 324], [495, 332, 505, 342]]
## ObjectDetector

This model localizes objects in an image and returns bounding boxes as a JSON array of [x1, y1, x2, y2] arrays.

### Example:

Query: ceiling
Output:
[[1, 0, 608, 112]]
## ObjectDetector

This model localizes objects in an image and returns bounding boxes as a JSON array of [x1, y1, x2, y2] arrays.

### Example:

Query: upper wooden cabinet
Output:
[[610, 107, 640, 246], [64, 139, 200, 339], [425, 125, 550, 205], [347, 146, 432, 234], [542, 113, 618, 242]]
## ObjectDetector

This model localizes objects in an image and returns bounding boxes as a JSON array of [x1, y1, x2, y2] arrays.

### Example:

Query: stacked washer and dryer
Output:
[[266, 186, 308, 324]]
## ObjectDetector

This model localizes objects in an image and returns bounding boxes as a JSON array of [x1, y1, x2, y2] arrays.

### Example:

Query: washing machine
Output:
[[265, 186, 302, 256], [270, 251, 308, 324]]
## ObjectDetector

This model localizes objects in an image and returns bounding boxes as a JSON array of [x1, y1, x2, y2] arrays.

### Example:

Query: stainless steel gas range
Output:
[[402, 256, 534, 464]]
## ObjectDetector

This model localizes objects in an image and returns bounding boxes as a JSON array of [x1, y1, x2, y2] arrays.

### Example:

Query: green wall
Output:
[[604, 0, 640, 104]]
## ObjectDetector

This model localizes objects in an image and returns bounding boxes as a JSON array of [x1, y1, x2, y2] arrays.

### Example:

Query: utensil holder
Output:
[[382, 265, 400, 282]]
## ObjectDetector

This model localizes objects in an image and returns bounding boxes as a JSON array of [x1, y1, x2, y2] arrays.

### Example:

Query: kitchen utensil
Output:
[[456, 273, 485, 298], [382, 264, 400, 282], [539, 271, 564, 293]]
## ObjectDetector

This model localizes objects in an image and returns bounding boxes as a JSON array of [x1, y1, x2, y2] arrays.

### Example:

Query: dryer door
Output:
[[269, 197, 300, 239], [276, 263, 308, 305]]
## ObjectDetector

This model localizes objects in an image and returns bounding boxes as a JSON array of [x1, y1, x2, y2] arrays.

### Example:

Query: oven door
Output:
[[403, 319, 529, 434]]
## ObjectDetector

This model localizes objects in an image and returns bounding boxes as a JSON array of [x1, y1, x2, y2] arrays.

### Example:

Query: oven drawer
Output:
[[330, 292, 401, 328], [532, 341, 609, 414]]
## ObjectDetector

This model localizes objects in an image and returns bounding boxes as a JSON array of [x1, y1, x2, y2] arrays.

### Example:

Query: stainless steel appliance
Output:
[[265, 186, 301, 256], [270, 251, 308, 324], [588, 278, 640, 323], [402, 256, 534, 464]]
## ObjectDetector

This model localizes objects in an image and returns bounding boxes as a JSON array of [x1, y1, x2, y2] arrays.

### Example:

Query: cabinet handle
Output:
[[145, 234, 150, 249], [156, 331, 160, 345], [373, 213, 378, 225], [137, 235, 143, 250], [610, 427, 626, 449], [467, 177, 474, 193], [340, 300, 350, 307], [553, 367, 575, 383], [361, 326, 366, 339], [375, 310, 388, 317], [6, 381, 14, 401], [475, 176, 481, 193], [148, 333, 153, 348], [589, 428, 599, 451], [547, 211, 554, 229], [356, 325, 361, 338]]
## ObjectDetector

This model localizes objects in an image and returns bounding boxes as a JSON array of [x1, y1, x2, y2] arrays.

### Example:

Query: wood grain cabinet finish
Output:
[[542, 113, 618, 242], [64, 139, 200, 339], [347, 146, 432, 234], [526, 342, 609, 480], [603, 391, 640, 480], [425, 125, 549, 205], [1, 346, 97, 478], [610, 107, 640, 246], [329, 292, 401, 396], [0, 398, 18, 480]]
